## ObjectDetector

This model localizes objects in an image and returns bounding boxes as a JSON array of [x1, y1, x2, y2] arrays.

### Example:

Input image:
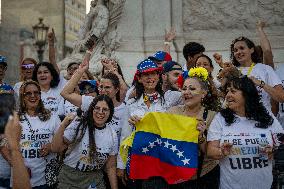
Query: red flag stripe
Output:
[[129, 154, 198, 184]]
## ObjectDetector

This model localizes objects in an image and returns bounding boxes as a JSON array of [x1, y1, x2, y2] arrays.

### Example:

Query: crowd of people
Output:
[[0, 21, 284, 189]]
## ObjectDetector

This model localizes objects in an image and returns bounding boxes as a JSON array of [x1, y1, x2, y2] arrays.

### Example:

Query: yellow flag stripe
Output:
[[135, 112, 199, 143]]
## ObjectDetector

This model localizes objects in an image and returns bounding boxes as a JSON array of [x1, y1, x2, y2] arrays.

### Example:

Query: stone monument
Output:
[[58, 0, 126, 77]]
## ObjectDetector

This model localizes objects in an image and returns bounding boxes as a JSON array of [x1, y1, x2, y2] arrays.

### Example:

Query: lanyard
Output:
[[240, 63, 255, 76]]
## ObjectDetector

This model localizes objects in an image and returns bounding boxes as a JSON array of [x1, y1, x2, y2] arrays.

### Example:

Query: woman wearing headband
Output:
[[164, 67, 220, 189]]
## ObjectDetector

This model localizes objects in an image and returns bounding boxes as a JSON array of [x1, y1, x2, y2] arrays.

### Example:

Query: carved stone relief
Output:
[[183, 0, 284, 31]]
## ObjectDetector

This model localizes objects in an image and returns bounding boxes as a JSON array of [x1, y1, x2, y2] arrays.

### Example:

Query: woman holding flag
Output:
[[166, 67, 220, 189], [118, 59, 182, 188]]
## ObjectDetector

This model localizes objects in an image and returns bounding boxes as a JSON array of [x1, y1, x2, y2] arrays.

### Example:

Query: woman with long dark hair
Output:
[[17, 80, 61, 188], [207, 76, 284, 189], [230, 36, 284, 112], [118, 59, 182, 188], [32, 62, 66, 114], [51, 95, 118, 189]]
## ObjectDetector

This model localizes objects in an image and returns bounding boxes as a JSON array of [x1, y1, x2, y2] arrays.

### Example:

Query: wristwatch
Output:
[[259, 80, 265, 88], [198, 134, 206, 144]]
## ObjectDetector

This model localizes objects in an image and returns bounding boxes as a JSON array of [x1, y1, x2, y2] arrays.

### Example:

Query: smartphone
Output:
[[0, 93, 16, 134]]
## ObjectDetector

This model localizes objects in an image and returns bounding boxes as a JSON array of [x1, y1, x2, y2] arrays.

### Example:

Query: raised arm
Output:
[[256, 21, 274, 68], [163, 28, 176, 54], [51, 114, 75, 153], [60, 51, 91, 107], [47, 28, 60, 73], [5, 112, 31, 189]]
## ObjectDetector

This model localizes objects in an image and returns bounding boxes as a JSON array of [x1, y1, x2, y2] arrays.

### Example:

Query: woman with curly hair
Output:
[[166, 67, 220, 189], [230, 36, 284, 112], [207, 76, 284, 189], [17, 80, 61, 188], [51, 95, 118, 189], [32, 62, 66, 114]]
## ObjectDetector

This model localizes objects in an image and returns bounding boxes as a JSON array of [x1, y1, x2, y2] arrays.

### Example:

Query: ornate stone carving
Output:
[[58, 0, 125, 76], [183, 0, 284, 31]]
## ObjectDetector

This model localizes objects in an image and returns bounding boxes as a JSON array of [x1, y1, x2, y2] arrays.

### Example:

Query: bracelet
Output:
[[259, 80, 265, 88], [164, 41, 171, 45], [198, 134, 206, 144], [86, 50, 92, 54]]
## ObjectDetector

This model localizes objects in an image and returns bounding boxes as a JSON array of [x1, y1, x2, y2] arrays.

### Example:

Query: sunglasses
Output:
[[24, 91, 41, 97], [80, 87, 97, 95], [93, 106, 110, 113], [21, 64, 35, 70]]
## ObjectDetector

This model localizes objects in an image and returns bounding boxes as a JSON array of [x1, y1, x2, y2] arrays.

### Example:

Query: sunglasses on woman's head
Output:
[[21, 64, 35, 70]]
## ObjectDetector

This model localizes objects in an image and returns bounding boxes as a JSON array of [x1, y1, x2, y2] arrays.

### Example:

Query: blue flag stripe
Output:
[[131, 131, 198, 168]]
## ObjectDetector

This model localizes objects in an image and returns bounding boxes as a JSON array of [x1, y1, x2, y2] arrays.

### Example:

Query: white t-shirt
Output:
[[278, 80, 284, 128], [57, 99, 78, 117], [207, 113, 284, 189], [239, 63, 282, 111], [81, 95, 128, 143], [63, 119, 118, 171], [16, 114, 61, 187], [41, 74, 67, 115]]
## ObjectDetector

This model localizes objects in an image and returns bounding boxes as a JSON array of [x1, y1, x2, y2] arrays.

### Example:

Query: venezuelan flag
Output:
[[121, 112, 199, 184]]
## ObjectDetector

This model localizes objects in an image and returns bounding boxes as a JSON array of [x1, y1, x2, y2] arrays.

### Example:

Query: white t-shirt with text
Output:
[[63, 119, 118, 171], [207, 113, 284, 189], [17, 114, 61, 187]]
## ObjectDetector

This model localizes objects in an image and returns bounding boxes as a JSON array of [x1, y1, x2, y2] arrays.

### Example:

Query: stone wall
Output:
[[0, 0, 65, 84], [115, 0, 284, 83]]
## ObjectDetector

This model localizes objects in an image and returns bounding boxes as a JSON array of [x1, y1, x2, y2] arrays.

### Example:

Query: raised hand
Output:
[[4, 112, 22, 151], [47, 28, 56, 45], [213, 53, 223, 68], [165, 28, 176, 42], [256, 20, 266, 30]]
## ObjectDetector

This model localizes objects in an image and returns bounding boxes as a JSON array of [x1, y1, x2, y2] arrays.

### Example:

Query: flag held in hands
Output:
[[120, 112, 199, 184]]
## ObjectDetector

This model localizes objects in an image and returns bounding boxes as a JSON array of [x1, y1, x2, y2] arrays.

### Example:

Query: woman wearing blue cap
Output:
[[117, 59, 182, 188]]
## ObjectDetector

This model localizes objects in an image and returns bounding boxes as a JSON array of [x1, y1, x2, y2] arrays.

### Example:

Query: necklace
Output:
[[240, 63, 255, 76], [143, 92, 159, 103]]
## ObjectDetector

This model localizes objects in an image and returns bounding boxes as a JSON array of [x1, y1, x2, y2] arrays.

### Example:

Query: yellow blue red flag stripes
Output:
[[120, 112, 199, 184]]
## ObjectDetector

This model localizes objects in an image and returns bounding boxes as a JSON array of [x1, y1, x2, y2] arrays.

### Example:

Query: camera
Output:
[[0, 93, 15, 134]]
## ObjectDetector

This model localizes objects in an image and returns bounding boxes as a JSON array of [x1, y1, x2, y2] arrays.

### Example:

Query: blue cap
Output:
[[148, 51, 172, 62], [79, 80, 97, 91], [0, 83, 14, 94], [0, 55, 7, 67], [162, 61, 182, 73], [136, 59, 161, 74]]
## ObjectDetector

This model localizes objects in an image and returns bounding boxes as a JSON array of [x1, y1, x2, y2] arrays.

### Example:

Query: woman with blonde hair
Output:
[[17, 80, 61, 188]]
